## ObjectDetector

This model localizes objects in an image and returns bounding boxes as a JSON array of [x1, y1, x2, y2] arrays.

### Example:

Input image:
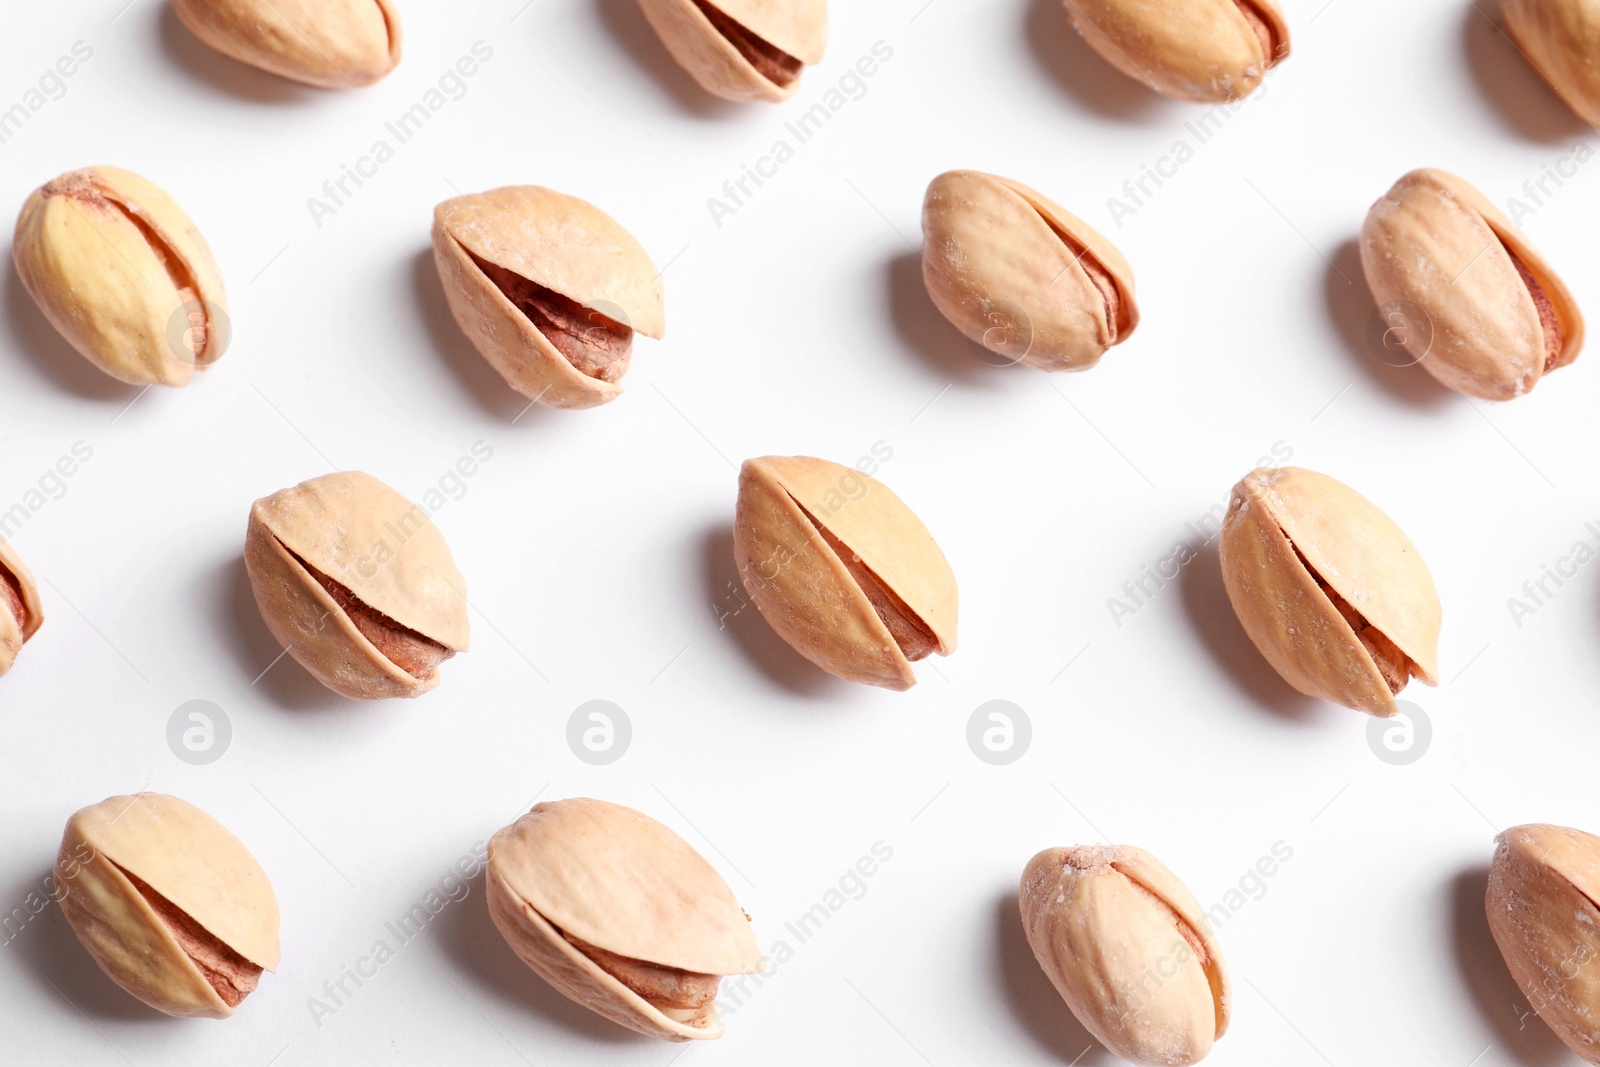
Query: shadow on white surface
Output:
[[992, 891, 1117, 1065], [593, 0, 742, 120], [1022, 0, 1170, 124], [886, 251, 1021, 389], [155, 4, 311, 106], [212, 556, 362, 713], [1460, 3, 1591, 145], [2, 262, 140, 402], [1322, 239, 1456, 409]]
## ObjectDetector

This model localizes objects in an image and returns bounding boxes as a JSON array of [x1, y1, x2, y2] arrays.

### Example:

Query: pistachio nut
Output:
[[1360, 168, 1584, 400], [0, 540, 42, 677], [1219, 467, 1440, 716], [244, 471, 470, 699], [55, 793, 279, 1019], [733, 455, 957, 690], [1487, 823, 1600, 1063], [487, 798, 762, 1041], [170, 0, 401, 89], [1502, 0, 1600, 126], [1020, 845, 1229, 1066], [921, 169, 1139, 372], [636, 0, 827, 102], [1064, 0, 1289, 103], [432, 186, 665, 410], [13, 166, 228, 387]]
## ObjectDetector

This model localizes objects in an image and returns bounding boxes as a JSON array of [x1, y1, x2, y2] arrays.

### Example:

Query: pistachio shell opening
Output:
[[1064, 0, 1290, 104], [637, 0, 827, 103], [170, 0, 402, 89], [0, 541, 42, 677]]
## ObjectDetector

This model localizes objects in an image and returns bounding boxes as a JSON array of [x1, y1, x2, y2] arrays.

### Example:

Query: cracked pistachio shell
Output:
[[13, 166, 227, 387], [1488, 824, 1600, 1063], [1021, 845, 1229, 1067], [432, 185, 665, 410], [171, 0, 401, 88], [1065, 0, 1289, 103], [922, 170, 1138, 372], [55, 793, 280, 1019], [637, 0, 827, 102], [1219, 467, 1440, 717], [733, 455, 957, 690], [487, 798, 762, 1042], [0, 540, 43, 677], [1503, 0, 1600, 126], [244, 471, 470, 700], [1361, 168, 1584, 401]]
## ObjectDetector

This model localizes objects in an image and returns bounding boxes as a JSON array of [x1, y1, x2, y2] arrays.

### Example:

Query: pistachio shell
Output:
[[1487, 824, 1600, 1063], [0, 540, 43, 677], [170, 0, 401, 88], [245, 471, 470, 699], [487, 798, 762, 1041], [13, 166, 228, 387], [1361, 168, 1584, 400], [1065, 0, 1289, 103], [637, 0, 828, 102], [432, 186, 664, 410], [922, 170, 1138, 372], [733, 455, 957, 690], [1020, 845, 1229, 1067], [1219, 467, 1440, 716], [1502, 0, 1600, 126], [55, 793, 279, 1019]]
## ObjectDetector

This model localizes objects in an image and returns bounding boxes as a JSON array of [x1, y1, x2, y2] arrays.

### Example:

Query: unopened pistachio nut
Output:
[[13, 166, 227, 387], [1502, 0, 1600, 126], [1065, 0, 1289, 103], [1360, 168, 1584, 400], [1021, 845, 1229, 1066], [1219, 466, 1440, 716], [487, 798, 762, 1041], [922, 169, 1138, 372], [637, 0, 827, 102], [1487, 823, 1600, 1063], [55, 793, 280, 1019], [244, 471, 469, 699], [170, 0, 401, 88], [432, 185, 665, 410], [733, 455, 956, 690], [0, 541, 42, 677]]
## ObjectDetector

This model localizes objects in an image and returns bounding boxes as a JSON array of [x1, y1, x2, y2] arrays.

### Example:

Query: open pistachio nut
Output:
[[487, 798, 762, 1041], [1064, 0, 1289, 103], [1502, 0, 1600, 127], [1021, 845, 1230, 1066], [1219, 467, 1440, 716], [0, 541, 42, 677], [13, 166, 228, 387], [55, 793, 280, 1019], [1360, 168, 1584, 400], [734, 455, 957, 690], [922, 169, 1138, 372], [244, 471, 470, 699], [171, 0, 401, 88], [636, 0, 827, 102], [432, 185, 665, 410]]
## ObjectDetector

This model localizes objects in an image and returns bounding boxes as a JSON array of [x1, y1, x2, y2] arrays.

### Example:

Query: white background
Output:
[[0, 1, 1595, 1064]]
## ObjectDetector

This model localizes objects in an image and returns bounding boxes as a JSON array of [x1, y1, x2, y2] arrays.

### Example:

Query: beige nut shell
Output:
[[1020, 845, 1229, 1067], [171, 0, 401, 89], [733, 455, 958, 690], [1065, 0, 1289, 103], [432, 185, 665, 410], [13, 166, 228, 387], [922, 169, 1138, 373], [245, 470, 470, 699], [487, 798, 762, 1041], [1219, 467, 1440, 716], [637, 0, 828, 102], [1488, 824, 1600, 1063], [1502, 0, 1600, 126], [1360, 168, 1584, 400], [55, 793, 280, 1019], [0, 540, 43, 677]]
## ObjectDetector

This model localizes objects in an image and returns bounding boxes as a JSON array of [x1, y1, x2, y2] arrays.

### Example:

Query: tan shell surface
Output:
[[1488, 824, 1600, 1063], [0, 540, 43, 676], [1065, 0, 1289, 103], [1020, 845, 1228, 1067], [637, 0, 826, 103], [1360, 168, 1585, 400], [170, 0, 401, 89], [1503, 0, 1600, 126], [13, 166, 227, 387], [922, 170, 1138, 373]]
